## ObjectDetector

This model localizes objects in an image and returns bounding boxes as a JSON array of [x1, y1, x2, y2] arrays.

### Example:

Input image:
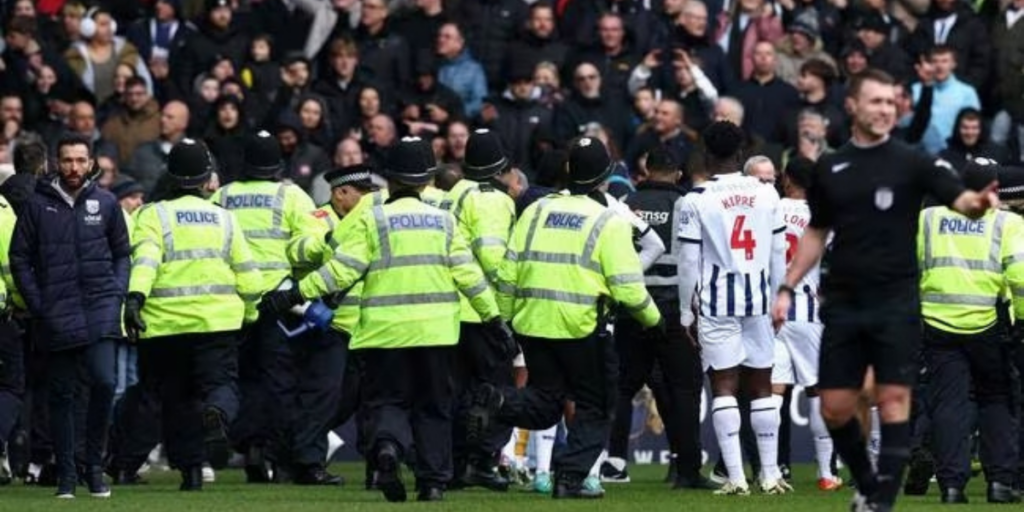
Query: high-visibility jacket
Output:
[[129, 195, 263, 338], [442, 179, 515, 323], [308, 191, 388, 334], [313, 203, 342, 232], [298, 193, 499, 350], [211, 180, 325, 292], [918, 206, 1024, 334], [421, 185, 447, 208], [0, 195, 22, 310], [495, 194, 661, 339]]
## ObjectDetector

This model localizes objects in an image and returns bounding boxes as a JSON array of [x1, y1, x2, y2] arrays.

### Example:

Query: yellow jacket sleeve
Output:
[[228, 210, 264, 323], [298, 209, 372, 300], [600, 215, 660, 327], [0, 266, 8, 309], [128, 206, 163, 297], [916, 209, 927, 267], [1002, 212, 1024, 320], [285, 186, 331, 268], [448, 214, 500, 321]]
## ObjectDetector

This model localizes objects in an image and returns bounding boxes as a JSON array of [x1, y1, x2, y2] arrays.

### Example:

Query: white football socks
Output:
[[712, 396, 746, 485], [809, 396, 835, 479], [535, 425, 557, 474], [751, 397, 782, 482]]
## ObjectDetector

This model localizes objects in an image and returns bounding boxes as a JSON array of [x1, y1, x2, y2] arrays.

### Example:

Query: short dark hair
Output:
[[799, 58, 837, 86], [846, 68, 895, 100], [702, 121, 745, 163], [785, 157, 815, 191], [12, 140, 47, 175], [125, 76, 147, 91], [56, 135, 91, 158], [929, 44, 956, 59], [5, 15, 35, 36]]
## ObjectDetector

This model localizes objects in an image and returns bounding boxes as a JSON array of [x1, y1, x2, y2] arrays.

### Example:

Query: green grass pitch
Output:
[[0, 464, 998, 511]]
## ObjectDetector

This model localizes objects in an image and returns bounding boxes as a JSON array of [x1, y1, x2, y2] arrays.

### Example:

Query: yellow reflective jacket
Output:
[[0, 195, 22, 310]]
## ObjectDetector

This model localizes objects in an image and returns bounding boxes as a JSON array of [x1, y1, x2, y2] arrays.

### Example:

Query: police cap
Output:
[[167, 138, 214, 189], [244, 130, 283, 179], [325, 163, 378, 191], [385, 136, 437, 185], [463, 128, 510, 180], [567, 136, 612, 193]]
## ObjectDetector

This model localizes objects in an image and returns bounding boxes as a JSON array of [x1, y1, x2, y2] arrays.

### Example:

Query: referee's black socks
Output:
[[828, 417, 877, 496], [876, 421, 911, 506]]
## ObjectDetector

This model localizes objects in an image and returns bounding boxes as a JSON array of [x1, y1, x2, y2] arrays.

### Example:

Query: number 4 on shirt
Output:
[[730, 215, 756, 260]]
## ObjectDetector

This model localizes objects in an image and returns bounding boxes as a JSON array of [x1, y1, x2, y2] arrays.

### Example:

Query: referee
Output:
[[771, 69, 997, 512]]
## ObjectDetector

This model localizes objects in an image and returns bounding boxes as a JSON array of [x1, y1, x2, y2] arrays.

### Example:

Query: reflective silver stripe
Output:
[[927, 256, 1001, 272], [318, 266, 340, 292], [253, 261, 292, 271], [463, 279, 490, 298], [232, 261, 260, 272], [581, 209, 616, 266], [150, 284, 238, 298], [222, 209, 234, 263], [450, 183, 476, 218], [167, 248, 223, 261], [518, 251, 600, 272], [131, 240, 156, 253], [339, 295, 360, 306], [362, 292, 459, 307], [472, 236, 506, 250], [373, 204, 391, 262], [521, 198, 552, 254], [444, 213, 454, 255], [450, 254, 474, 266], [607, 273, 644, 285], [921, 292, 998, 306], [369, 254, 447, 271], [992, 210, 1007, 268], [132, 257, 160, 269], [155, 203, 174, 256], [240, 292, 262, 302], [504, 249, 518, 262], [644, 275, 678, 287], [1005, 253, 1024, 266], [271, 183, 288, 232], [496, 280, 516, 295], [625, 294, 653, 312], [334, 252, 368, 273], [244, 229, 289, 240], [295, 237, 310, 263], [516, 288, 597, 305]]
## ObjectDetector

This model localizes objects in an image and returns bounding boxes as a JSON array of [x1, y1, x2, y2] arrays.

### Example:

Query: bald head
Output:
[[69, 101, 97, 134], [714, 97, 745, 126], [160, 101, 190, 140]]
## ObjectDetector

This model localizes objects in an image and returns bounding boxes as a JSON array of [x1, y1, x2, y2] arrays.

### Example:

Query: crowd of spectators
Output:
[[0, 0, 1021, 204]]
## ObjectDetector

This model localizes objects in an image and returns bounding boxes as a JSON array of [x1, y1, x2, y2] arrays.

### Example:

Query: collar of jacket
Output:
[[37, 176, 96, 204]]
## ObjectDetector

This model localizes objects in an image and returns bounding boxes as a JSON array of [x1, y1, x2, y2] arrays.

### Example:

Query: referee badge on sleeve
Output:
[[874, 187, 893, 211]]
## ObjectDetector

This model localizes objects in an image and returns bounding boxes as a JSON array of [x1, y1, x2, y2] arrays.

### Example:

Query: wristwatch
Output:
[[778, 284, 796, 297]]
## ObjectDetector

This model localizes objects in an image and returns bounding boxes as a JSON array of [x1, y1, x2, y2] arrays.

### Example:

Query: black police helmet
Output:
[[244, 130, 283, 179], [567, 136, 612, 193], [463, 128, 510, 180], [167, 138, 214, 189], [385, 136, 437, 185]]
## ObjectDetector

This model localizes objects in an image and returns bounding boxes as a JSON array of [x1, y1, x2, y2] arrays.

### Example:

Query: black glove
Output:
[[484, 317, 518, 361], [124, 292, 147, 342], [645, 316, 668, 342], [259, 287, 305, 316]]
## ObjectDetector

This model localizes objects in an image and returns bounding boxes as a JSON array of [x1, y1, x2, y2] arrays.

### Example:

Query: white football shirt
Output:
[[779, 197, 821, 323]]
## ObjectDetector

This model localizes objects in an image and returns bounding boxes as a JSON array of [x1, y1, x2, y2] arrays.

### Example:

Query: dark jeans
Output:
[[49, 339, 116, 481], [453, 322, 514, 466], [290, 329, 347, 466], [231, 315, 290, 462], [0, 318, 24, 445]]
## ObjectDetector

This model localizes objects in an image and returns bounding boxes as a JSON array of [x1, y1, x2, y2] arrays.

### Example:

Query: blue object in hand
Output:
[[277, 300, 335, 338]]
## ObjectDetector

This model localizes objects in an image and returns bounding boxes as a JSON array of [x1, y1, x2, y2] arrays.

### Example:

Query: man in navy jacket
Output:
[[10, 135, 131, 499]]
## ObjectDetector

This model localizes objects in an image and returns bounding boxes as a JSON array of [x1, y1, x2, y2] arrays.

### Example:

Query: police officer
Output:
[[315, 164, 380, 231], [446, 128, 518, 490], [212, 131, 329, 482], [123, 138, 262, 491], [603, 147, 710, 489], [0, 192, 19, 485], [917, 160, 1024, 504], [472, 136, 663, 499], [260, 136, 512, 503]]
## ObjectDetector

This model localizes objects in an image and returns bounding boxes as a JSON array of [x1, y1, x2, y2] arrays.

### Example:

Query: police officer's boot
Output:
[[466, 384, 504, 445], [375, 441, 407, 503], [202, 406, 230, 469], [365, 461, 378, 490], [461, 457, 509, 492], [417, 486, 444, 501], [244, 446, 271, 484], [903, 446, 935, 496], [552, 473, 604, 499], [179, 466, 203, 491], [940, 488, 968, 504], [987, 482, 1021, 503], [293, 464, 344, 486]]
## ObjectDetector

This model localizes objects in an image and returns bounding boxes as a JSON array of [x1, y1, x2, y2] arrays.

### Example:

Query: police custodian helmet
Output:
[[567, 136, 612, 193], [167, 138, 214, 189], [463, 128, 510, 180], [244, 130, 284, 179], [385, 136, 437, 185]]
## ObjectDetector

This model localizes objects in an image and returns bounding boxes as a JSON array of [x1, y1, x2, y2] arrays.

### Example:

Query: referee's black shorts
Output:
[[818, 284, 920, 389]]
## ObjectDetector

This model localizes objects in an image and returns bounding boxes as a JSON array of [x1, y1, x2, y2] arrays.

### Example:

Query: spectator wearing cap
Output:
[[112, 175, 145, 217], [503, 2, 569, 80], [854, 13, 912, 83], [479, 59, 552, 172], [912, 45, 982, 155], [64, 7, 153, 106], [777, 58, 847, 149], [906, 0, 991, 91], [205, 94, 248, 184], [127, 101, 190, 196], [774, 11, 837, 88], [125, 0, 191, 65], [776, 0, 842, 55], [276, 114, 332, 193], [437, 22, 488, 119], [354, 0, 411, 96], [312, 38, 369, 138], [554, 62, 631, 154], [173, 0, 249, 99], [734, 41, 801, 145], [839, 40, 869, 82], [399, 50, 465, 139], [101, 77, 162, 166]]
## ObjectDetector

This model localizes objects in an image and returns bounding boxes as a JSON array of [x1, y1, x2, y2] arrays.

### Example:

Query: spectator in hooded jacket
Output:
[[204, 94, 248, 184], [938, 108, 1011, 171], [437, 22, 488, 119], [479, 59, 552, 171], [774, 12, 837, 88], [10, 135, 130, 498]]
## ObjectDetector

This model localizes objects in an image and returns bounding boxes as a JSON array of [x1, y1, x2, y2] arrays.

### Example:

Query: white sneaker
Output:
[[760, 478, 793, 495], [713, 481, 751, 496], [202, 464, 216, 483]]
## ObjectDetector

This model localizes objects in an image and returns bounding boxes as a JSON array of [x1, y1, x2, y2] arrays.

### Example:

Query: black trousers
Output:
[[138, 331, 239, 469], [288, 329, 347, 466], [231, 314, 291, 462], [497, 332, 617, 478], [0, 317, 24, 446], [361, 345, 455, 488], [107, 374, 162, 473], [608, 299, 703, 476], [453, 322, 514, 466], [49, 339, 116, 480], [924, 324, 1018, 489], [23, 320, 52, 466]]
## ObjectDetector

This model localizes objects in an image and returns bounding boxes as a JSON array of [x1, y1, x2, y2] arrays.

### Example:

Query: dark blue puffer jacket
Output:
[[10, 178, 130, 352]]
